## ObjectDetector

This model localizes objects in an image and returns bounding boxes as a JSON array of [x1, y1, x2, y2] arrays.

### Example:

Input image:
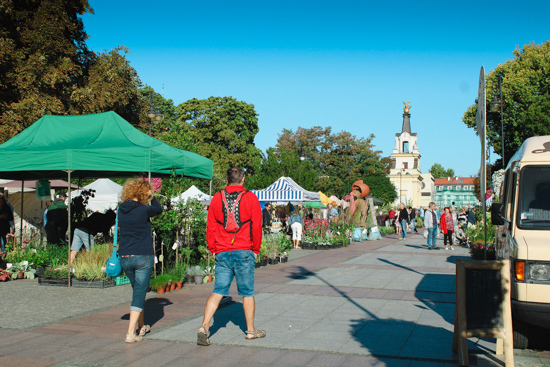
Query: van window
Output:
[[517, 165, 550, 230]]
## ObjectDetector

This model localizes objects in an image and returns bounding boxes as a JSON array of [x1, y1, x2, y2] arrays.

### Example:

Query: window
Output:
[[470, 185, 474, 190], [517, 165, 550, 230], [447, 186, 452, 190], [456, 186, 461, 191], [403, 141, 409, 153]]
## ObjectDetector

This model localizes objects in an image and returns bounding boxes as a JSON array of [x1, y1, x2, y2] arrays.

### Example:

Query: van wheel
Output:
[[513, 317, 532, 349]]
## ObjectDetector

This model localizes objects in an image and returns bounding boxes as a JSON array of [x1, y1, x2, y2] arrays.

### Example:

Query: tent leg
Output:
[[19, 180, 24, 247], [67, 171, 72, 288]]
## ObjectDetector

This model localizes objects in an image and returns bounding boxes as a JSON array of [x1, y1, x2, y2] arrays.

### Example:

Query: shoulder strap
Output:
[[113, 207, 119, 249]]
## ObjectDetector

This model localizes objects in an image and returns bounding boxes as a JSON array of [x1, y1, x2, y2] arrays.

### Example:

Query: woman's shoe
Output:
[[138, 325, 151, 336], [125, 333, 143, 343]]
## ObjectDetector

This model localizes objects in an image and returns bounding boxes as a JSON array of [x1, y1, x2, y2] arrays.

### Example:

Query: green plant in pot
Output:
[[7, 261, 36, 279], [73, 244, 111, 281], [193, 265, 205, 284]]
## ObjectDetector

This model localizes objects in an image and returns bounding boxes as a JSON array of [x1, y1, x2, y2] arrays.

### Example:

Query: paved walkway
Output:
[[1, 233, 549, 366]]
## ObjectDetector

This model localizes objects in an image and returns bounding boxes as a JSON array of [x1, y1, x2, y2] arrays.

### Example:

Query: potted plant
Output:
[[189, 265, 204, 284], [259, 241, 268, 266], [471, 241, 496, 260], [185, 266, 195, 284], [7, 261, 36, 279], [176, 276, 184, 289], [204, 266, 214, 282]]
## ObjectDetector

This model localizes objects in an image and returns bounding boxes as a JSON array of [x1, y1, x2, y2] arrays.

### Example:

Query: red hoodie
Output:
[[206, 185, 263, 254]]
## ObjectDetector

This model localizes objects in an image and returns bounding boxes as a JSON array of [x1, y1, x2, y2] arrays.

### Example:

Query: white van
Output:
[[492, 135, 550, 348]]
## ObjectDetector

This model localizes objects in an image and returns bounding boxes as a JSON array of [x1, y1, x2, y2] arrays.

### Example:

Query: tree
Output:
[[462, 41, 550, 168], [0, 0, 95, 141], [275, 127, 386, 197], [245, 148, 317, 191], [175, 97, 262, 191], [362, 176, 398, 205], [71, 47, 148, 128], [429, 163, 455, 178]]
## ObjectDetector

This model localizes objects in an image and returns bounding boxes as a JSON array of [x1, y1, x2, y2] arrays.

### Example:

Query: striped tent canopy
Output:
[[251, 177, 321, 202]]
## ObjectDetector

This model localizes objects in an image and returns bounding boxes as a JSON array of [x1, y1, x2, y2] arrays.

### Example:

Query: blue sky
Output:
[[83, 0, 550, 177]]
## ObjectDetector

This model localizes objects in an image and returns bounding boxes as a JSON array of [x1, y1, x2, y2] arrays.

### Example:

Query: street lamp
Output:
[[299, 148, 306, 186], [147, 91, 164, 180], [490, 75, 504, 168]]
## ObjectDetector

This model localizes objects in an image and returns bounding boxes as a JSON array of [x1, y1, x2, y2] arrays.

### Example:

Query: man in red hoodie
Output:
[[197, 167, 265, 346]]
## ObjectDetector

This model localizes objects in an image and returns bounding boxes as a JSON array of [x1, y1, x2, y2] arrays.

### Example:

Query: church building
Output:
[[387, 102, 434, 208]]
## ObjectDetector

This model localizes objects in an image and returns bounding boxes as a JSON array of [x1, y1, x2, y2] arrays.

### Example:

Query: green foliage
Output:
[[0, 0, 95, 142], [73, 244, 110, 280], [362, 176, 398, 205], [0, 4, 149, 143], [429, 163, 455, 178], [462, 41, 550, 168], [267, 127, 386, 197], [176, 96, 262, 192]]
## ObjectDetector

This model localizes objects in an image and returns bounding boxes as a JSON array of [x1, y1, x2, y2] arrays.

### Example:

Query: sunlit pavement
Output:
[[1, 232, 549, 366]]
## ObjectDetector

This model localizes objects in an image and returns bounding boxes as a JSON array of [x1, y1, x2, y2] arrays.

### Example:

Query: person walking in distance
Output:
[[440, 207, 455, 250], [197, 168, 265, 346], [397, 203, 408, 240], [424, 202, 439, 250]]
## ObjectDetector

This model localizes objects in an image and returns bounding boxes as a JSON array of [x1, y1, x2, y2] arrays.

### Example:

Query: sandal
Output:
[[125, 333, 143, 343], [245, 329, 266, 340], [138, 325, 151, 336], [197, 324, 210, 346]]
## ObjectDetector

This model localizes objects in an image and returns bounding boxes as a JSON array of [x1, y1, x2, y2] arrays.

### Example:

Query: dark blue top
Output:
[[118, 198, 162, 256]]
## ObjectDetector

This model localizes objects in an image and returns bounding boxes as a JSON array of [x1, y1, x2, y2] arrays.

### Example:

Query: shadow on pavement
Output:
[[121, 297, 173, 328], [209, 300, 248, 337], [290, 265, 456, 361]]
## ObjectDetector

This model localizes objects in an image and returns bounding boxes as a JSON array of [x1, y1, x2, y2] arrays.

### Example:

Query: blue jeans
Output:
[[400, 220, 407, 239], [427, 227, 437, 248], [213, 250, 255, 297], [410, 219, 416, 232], [121, 255, 154, 312]]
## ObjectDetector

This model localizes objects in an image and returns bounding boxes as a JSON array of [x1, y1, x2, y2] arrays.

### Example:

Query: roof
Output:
[[507, 135, 550, 169], [0, 111, 213, 180], [434, 177, 476, 186], [251, 177, 321, 202]]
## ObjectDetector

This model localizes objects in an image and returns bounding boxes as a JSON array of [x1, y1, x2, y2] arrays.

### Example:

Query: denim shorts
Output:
[[120, 255, 154, 312], [213, 250, 255, 297], [71, 228, 94, 252]]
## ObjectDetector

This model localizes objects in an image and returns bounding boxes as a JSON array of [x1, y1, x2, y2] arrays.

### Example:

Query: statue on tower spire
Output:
[[403, 101, 411, 114], [402, 101, 411, 134]]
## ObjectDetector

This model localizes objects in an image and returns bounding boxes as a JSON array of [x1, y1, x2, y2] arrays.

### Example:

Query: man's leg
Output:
[[243, 296, 256, 336], [200, 293, 224, 333]]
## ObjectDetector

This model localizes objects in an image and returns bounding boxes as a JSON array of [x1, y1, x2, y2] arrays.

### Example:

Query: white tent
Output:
[[173, 185, 212, 205], [70, 178, 122, 212], [251, 177, 320, 202]]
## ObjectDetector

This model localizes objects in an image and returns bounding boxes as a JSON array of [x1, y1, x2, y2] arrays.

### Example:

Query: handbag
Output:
[[105, 208, 122, 277], [423, 230, 429, 239]]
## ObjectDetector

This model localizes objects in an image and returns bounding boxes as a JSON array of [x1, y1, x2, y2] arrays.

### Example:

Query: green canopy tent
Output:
[[0, 111, 213, 285], [0, 111, 212, 180]]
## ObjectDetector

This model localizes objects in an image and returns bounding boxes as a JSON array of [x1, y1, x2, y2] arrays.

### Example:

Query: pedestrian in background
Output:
[[0, 195, 14, 254], [289, 209, 303, 249], [440, 207, 454, 250], [424, 202, 439, 250], [408, 206, 417, 233], [118, 179, 162, 343], [46, 192, 69, 245], [397, 203, 408, 240]]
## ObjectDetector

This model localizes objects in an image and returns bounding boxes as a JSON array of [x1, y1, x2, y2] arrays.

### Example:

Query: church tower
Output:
[[387, 102, 426, 207]]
